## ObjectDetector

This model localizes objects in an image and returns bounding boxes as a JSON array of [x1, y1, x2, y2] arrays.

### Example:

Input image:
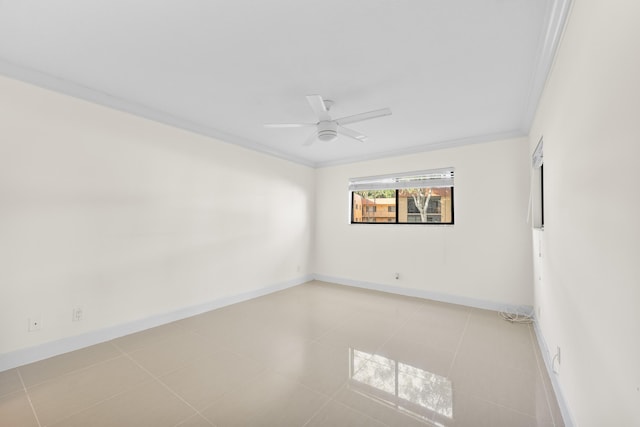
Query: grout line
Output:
[[172, 413, 215, 427], [448, 316, 551, 422], [17, 369, 42, 427], [108, 340, 127, 355], [437, 309, 472, 425], [24, 356, 159, 426], [300, 334, 382, 427], [468, 393, 543, 421], [120, 349, 262, 427], [528, 323, 559, 426], [298, 379, 346, 427], [19, 352, 125, 390], [119, 352, 207, 420], [302, 398, 395, 427], [447, 310, 472, 377], [302, 304, 424, 427], [48, 378, 159, 426]]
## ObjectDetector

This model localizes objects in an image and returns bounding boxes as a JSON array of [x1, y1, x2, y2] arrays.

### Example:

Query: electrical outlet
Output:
[[28, 316, 42, 332], [72, 306, 84, 322], [394, 273, 400, 280]]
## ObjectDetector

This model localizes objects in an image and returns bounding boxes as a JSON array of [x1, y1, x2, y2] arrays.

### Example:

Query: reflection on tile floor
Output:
[[0, 281, 564, 426]]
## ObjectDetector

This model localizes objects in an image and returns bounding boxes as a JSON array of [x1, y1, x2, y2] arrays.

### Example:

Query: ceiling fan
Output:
[[265, 95, 392, 146]]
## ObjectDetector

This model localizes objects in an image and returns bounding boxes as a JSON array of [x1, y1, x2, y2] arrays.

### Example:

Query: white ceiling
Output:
[[0, 0, 570, 167]]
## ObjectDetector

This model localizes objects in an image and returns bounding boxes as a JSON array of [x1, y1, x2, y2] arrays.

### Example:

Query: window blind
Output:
[[348, 168, 455, 192], [532, 138, 543, 168]]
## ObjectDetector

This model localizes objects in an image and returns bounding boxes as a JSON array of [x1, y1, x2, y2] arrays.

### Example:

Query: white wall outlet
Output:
[[28, 315, 42, 332], [72, 306, 84, 322], [394, 273, 400, 280]]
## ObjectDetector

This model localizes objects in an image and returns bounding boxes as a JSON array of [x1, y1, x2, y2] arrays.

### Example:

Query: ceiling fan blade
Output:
[[338, 126, 368, 142], [302, 132, 318, 146], [335, 107, 392, 126], [264, 123, 315, 128], [306, 94, 331, 121]]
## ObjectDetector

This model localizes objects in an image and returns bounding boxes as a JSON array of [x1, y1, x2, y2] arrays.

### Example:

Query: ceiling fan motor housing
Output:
[[317, 121, 338, 141]]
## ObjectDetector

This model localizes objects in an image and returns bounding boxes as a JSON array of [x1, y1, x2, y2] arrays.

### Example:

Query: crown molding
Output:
[[0, 59, 315, 168], [314, 130, 527, 168], [1, 0, 570, 169], [521, 0, 573, 131]]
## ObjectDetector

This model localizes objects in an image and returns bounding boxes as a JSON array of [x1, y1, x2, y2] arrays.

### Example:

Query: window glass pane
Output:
[[398, 188, 453, 224], [352, 191, 397, 223]]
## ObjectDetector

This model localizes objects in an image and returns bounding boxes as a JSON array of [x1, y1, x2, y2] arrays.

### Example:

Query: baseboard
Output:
[[532, 320, 576, 427], [313, 274, 533, 315], [0, 275, 313, 372]]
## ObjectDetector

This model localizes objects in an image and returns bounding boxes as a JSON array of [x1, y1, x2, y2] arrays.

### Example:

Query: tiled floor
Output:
[[0, 281, 564, 426]]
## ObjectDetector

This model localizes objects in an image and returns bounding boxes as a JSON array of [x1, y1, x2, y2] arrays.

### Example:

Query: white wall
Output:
[[315, 138, 533, 309], [0, 76, 315, 360], [529, 0, 640, 425]]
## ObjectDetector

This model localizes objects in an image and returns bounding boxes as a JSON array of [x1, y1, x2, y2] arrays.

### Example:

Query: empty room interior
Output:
[[0, 1, 638, 426]]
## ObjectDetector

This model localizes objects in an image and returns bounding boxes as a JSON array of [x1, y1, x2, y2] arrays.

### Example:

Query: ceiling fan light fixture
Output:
[[317, 121, 338, 141], [265, 95, 391, 145]]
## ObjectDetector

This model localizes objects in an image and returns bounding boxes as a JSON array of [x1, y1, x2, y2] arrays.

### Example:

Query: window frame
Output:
[[531, 137, 544, 230], [350, 187, 455, 225], [540, 163, 544, 228]]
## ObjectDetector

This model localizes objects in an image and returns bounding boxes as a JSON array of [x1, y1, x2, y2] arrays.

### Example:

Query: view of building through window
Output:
[[352, 187, 453, 224]]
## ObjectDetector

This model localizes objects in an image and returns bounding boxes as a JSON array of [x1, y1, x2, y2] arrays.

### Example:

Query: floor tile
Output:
[[28, 355, 151, 426], [0, 391, 39, 427], [218, 321, 314, 367], [19, 342, 120, 387], [112, 323, 185, 353], [377, 336, 456, 378], [449, 355, 547, 419], [439, 391, 554, 427], [305, 400, 387, 427], [0, 368, 24, 397], [201, 371, 328, 426], [540, 375, 564, 426], [50, 380, 195, 427], [395, 315, 467, 354], [316, 314, 400, 354], [530, 330, 565, 427], [261, 306, 352, 342], [175, 304, 259, 335], [175, 413, 215, 426], [333, 383, 436, 427], [271, 340, 354, 396], [159, 348, 264, 410], [127, 329, 220, 377], [8, 281, 564, 427], [460, 313, 536, 372]]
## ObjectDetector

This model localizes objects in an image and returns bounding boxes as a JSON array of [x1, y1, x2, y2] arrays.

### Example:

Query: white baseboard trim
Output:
[[532, 320, 575, 427], [313, 274, 533, 315], [0, 275, 313, 372]]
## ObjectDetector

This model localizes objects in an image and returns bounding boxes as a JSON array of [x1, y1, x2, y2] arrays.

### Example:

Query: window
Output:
[[540, 164, 544, 227], [530, 138, 544, 229], [349, 168, 454, 225]]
